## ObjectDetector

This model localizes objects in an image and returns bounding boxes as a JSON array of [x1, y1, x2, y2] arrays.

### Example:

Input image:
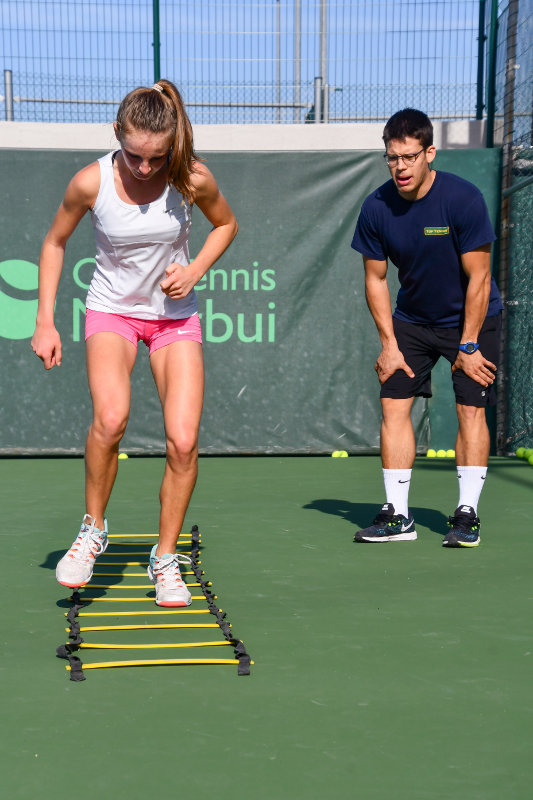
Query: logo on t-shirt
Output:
[[424, 227, 450, 236]]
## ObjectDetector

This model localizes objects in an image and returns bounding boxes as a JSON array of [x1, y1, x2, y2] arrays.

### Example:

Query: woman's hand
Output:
[[160, 263, 196, 299], [31, 323, 62, 369]]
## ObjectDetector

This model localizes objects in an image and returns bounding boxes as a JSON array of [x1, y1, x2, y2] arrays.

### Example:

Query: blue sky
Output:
[[1, 1, 484, 124]]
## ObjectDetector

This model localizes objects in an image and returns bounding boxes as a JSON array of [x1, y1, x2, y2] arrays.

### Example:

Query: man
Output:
[[351, 108, 502, 548]]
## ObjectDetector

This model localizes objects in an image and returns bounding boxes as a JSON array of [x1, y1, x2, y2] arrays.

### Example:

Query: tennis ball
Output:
[[118, 453, 129, 460], [524, 449, 533, 460], [338, 450, 348, 457], [516, 447, 525, 459], [446, 449, 455, 458], [426, 449, 437, 457], [528, 454, 533, 466], [331, 451, 340, 458], [436, 449, 446, 458]]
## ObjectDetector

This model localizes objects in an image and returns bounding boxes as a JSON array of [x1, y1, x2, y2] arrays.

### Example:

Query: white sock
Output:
[[383, 469, 412, 517], [457, 466, 487, 513]]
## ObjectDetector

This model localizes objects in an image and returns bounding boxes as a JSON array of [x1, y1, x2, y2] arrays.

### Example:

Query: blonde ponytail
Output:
[[115, 79, 200, 204]]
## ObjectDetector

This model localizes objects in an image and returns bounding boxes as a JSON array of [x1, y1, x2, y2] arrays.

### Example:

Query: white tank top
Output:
[[86, 151, 198, 320]]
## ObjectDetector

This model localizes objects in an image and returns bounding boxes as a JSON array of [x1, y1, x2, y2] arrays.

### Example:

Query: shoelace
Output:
[[373, 512, 402, 526], [448, 513, 479, 531], [68, 527, 107, 561], [153, 553, 192, 587]]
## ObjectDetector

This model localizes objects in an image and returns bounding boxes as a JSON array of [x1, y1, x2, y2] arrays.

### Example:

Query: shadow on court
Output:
[[303, 497, 448, 536], [39, 550, 66, 570]]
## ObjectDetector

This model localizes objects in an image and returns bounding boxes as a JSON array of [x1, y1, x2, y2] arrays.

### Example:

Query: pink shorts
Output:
[[85, 309, 202, 354]]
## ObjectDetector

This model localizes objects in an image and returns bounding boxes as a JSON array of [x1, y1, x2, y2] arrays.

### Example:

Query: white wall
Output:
[[0, 120, 487, 152]]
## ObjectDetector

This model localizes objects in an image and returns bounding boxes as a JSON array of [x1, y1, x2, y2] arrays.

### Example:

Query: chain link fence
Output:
[[494, 0, 533, 453], [1, 0, 482, 124]]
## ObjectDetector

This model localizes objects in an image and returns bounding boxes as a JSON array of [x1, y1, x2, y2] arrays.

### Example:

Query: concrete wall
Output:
[[0, 119, 488, 152]]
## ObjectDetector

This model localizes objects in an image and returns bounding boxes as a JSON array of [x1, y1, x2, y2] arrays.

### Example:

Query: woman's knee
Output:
[[91, 408, 129, 445], [165, 430, 198, 465]]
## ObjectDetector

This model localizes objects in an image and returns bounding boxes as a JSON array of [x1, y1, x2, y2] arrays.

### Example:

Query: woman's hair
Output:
[[115, 79, 200, 203], [382, 108, 433, 150]]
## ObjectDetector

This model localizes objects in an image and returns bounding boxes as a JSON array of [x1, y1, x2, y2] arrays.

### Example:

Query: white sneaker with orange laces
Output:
[[56, 514, 108, 588], [147, 545, 192, 607]]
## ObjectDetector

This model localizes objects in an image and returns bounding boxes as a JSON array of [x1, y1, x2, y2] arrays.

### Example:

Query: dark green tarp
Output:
[[0, 148, 500, 454]]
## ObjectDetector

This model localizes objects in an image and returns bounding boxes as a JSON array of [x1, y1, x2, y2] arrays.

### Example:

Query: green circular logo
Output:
[[0, 259, 39, 340]]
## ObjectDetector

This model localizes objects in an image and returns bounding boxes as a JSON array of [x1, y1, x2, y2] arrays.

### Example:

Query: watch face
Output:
[[464, 342, 477, 353]]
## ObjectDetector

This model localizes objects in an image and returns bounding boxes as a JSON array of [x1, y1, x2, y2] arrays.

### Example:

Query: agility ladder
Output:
[[57, 525, 252, 680]]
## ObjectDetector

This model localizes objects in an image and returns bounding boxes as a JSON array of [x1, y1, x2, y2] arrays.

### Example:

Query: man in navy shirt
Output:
[[351, 108, 502, 547]]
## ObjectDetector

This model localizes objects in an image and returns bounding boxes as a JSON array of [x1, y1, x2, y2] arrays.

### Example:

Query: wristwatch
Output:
[[458, 342, 479, 354]]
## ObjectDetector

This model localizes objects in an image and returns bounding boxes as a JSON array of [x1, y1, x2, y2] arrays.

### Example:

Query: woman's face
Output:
[[116, 126, 173, 182]]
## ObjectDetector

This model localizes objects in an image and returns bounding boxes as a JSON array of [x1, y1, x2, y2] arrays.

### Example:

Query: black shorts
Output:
[[380, 313, 501, 407]]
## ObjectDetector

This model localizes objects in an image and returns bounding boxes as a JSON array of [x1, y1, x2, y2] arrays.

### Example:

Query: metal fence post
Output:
[[320, 0, 328, 123], [153, 0, 161, 83], [294, 0, 301, 123], [476, 0, 486, 119], [276, 0, 281, 123], [314, 76, 323, 123], [485, 0, 499, 147], [4, 70, 14, 121]]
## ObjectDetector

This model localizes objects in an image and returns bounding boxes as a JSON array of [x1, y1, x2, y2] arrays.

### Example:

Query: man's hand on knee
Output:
[[375, 346, 415, 385], [452, 350, 497, 387]]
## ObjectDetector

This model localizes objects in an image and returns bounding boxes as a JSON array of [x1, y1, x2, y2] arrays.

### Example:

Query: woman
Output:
[[31, 80, 238, 606]]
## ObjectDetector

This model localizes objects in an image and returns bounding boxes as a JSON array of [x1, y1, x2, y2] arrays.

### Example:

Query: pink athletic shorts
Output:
[[85, 309, 202, 354]]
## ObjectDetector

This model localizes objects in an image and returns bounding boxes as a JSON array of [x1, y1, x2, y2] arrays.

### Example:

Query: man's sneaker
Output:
[[443, 505, 481, 548], [354, 503, 417, 543], [147, 545, 192, 607], [56, 514, 108, 587]]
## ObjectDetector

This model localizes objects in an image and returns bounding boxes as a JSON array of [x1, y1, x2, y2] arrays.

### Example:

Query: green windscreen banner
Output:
[[0, 148, 500, 454]]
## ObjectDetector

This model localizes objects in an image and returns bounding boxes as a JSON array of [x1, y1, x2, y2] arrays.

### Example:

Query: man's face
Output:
[[385, 136, 436, 200]]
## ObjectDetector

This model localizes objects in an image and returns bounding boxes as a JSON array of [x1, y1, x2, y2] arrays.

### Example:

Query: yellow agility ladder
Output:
[[57, 525, 252, 680]]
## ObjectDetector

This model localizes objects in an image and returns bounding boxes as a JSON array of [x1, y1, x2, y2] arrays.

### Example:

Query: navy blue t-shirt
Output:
[[351, 170, 502, 326]]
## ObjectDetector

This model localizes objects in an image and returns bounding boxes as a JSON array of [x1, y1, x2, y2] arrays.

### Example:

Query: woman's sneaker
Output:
[[354, 503, 417, 542], [147, 546, 192, 607], [442, 505, 481, 547], [56, 514, 108, 587]]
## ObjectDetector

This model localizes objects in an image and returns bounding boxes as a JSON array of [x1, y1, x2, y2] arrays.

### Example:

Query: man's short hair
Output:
[[383, 109, 433, 149]]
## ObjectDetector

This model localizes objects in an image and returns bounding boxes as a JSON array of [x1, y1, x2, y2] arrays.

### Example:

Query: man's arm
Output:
[[452, 244, 497, 386], [364, 256, 415, 384]]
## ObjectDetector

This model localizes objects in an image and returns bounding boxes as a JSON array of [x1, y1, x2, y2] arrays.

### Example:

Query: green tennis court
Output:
[[2, 454, 531, 799]]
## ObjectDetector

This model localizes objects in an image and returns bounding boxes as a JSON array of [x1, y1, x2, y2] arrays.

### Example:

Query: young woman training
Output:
[[31, 79, 238, 606]]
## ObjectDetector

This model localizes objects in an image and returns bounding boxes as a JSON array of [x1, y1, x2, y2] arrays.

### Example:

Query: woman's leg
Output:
[[149, 339, 204, 555], [85, 332, 137, 528]]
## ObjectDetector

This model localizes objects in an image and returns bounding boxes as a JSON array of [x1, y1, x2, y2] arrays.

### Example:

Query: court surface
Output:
[[1, 454, 531, 800]]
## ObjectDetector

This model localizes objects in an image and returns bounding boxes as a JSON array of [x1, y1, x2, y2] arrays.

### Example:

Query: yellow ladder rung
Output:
[[106, 546, 194, 550], [96, 561, 201, 566], [84, 583, 208, 589], [91, 571, 201, 577], [78, 640, 231, 650], [107, 534, 199, 539], [67, 658, 252, 670], [66, 609, 215, 617], [107, 539, 194, 544], [72, 623, 221, 632], [71, 596, 213, 602], [84, 584, 153, 589], [98, 542, 191, 556]]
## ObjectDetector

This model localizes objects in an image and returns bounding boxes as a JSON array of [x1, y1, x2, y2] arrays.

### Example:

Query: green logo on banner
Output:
[[0, 259, 39, 340]]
